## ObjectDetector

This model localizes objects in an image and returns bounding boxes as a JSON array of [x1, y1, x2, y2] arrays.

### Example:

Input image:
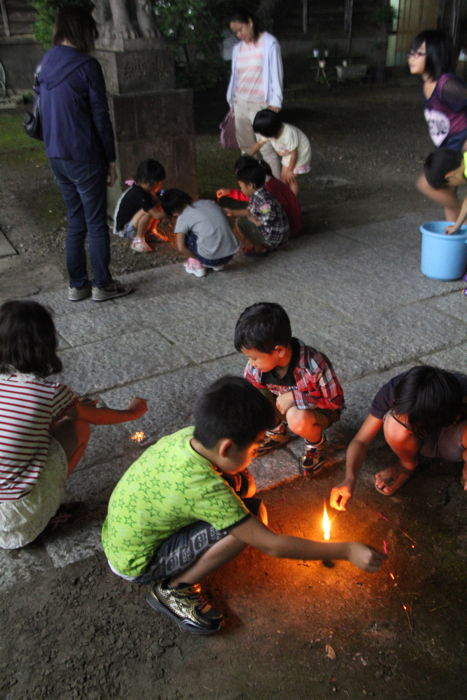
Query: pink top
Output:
[[235, 36, 265, 102]]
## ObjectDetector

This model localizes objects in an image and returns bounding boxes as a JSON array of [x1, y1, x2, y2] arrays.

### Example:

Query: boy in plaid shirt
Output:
[[223, 164, 289, 256], [234, 302, 344, 473]]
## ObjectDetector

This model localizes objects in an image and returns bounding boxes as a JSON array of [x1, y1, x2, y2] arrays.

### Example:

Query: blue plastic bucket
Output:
[[419, 222, 467, 280]]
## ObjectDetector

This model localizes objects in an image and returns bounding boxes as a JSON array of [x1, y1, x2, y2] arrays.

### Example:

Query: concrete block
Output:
[[96, 46, 174, 94], [58, 326, 192, 394], [250, 447, 300, 491], [427, 291, 467, 323], [44, 521, 103, 568], [0, 547, 50, 593]]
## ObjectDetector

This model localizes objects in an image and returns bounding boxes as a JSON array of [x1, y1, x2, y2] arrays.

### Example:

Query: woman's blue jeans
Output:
[[49, 158, 111, 289]]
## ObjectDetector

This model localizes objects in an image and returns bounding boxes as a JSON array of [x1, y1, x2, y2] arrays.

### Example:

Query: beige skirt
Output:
[[0, 437, 68, 549]]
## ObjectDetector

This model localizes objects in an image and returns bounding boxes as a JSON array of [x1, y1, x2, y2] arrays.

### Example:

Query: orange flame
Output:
[[322, 503, 331, 541], [130, 431, 145, 443]]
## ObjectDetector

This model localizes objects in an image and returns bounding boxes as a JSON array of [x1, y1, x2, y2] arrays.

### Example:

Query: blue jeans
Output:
[[50, 158, 111, 288]]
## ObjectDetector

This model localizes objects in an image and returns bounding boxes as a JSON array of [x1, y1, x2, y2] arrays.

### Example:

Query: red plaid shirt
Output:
[[244, 338, 344, 411]]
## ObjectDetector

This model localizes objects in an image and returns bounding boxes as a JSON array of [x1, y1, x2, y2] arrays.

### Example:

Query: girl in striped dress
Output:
[[0, 300, 147, 549]]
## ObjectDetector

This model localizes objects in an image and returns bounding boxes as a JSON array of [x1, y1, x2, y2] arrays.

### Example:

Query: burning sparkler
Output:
[[130, 431, 146, 443], [322, 503, 331, 541]]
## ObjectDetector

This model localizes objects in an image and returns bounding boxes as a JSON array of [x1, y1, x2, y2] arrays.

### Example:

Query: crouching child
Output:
[[235, 302, 344, 474], [102, 376, 384, 635]]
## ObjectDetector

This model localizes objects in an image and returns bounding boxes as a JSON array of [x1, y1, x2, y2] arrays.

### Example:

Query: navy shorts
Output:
[[185, 231, 234, 267]]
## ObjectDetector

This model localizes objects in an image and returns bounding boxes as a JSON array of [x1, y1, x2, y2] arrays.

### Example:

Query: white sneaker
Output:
[[184, 257, 206, 278], [208, 265, 224, 272]]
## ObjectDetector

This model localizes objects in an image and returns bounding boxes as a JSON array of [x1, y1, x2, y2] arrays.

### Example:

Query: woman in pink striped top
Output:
[[227, 8, 283, 178], [0, 300, 147, 549]]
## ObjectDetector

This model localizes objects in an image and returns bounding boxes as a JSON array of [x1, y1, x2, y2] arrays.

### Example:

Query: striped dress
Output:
[[0, 373, 74, 501]]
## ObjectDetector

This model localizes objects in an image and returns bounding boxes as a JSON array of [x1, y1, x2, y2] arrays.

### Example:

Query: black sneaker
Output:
[[92, 280, 133, 302], [300, 439, 330, 475], [256, 423, 292, 456], [146, 580, 223, 635]]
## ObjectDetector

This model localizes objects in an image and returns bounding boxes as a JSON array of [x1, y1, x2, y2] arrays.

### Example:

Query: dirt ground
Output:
[[1, 461, 466, 699], [1, 81, 466, 699]]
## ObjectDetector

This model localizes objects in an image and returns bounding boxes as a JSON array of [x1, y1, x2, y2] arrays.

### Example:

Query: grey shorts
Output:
[[131, 496, 260, 585]]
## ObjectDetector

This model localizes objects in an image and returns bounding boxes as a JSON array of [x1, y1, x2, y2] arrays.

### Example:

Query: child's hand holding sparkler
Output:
[[330, 479, 355, 511]]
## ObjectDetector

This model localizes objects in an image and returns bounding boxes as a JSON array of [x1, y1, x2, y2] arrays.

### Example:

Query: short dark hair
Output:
[[234, 302, 292, 353], [0, 300, 62, 376], [160, 188, 193, 217], [253, 109, 283, 138], [234, 155, 272, 177], [393, 365, 463, 435], [53, 4, 97, 54], [236, 164, 266, 189], [410, 30, 453, 80], [193, 376, 275, 449], [229, 7, 263, 41], [135, 159, 166, 187], [424, 149, 462, 188]]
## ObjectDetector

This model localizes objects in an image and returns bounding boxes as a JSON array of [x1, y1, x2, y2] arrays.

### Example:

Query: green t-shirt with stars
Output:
[[101, 426, 249, 577]]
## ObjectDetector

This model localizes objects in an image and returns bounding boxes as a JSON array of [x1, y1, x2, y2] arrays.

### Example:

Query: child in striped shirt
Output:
[[0, 300, 147, 549]]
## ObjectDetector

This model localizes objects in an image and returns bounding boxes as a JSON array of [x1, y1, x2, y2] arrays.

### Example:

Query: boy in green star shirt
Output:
[[102, 376, 385, 636]]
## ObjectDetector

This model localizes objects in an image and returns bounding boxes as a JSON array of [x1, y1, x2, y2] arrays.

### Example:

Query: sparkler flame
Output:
[[322, 503, 331, 541], [130, 431, 145, 443]]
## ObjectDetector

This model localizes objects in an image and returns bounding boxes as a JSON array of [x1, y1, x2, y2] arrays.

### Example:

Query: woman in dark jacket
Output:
[[39, 5, 131, 302]]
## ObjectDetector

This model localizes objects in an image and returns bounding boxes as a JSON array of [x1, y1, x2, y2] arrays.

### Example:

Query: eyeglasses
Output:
[[407, 51, 426, 58]]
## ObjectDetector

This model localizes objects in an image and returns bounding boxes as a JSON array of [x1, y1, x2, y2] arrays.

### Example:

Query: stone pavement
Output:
[[0, 210, 465, 591]]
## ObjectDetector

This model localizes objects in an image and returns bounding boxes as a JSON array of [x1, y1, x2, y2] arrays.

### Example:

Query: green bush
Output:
[[30, 0, 229, 90], [153, 0, 228, 90]]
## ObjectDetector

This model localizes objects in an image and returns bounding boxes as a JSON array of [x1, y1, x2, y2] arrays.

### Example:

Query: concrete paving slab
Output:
[[70, 354, 245, 467], [65, 454, 140, 503], [250, 444, 301, 491], [0, 230, 16, 258], [418, 345, 467, 370], [58, 326, 193, 393], [0, 547, 50, 593], [426, 290, 467, 323], [44, 521, 103, 568], [335, 212, 435, 249]]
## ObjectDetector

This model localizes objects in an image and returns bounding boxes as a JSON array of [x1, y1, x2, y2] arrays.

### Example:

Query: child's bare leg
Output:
[[286, 406, 323, 443], [133, 210, 151, 241], [416, 173, 461, 221], [374, 414, 419, 495], [51, 418, 91, 474], [289, 179, 299, 196]]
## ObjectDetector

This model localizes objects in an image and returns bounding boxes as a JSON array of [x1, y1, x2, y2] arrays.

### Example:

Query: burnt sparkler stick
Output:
[[377, 511, 416, 545]]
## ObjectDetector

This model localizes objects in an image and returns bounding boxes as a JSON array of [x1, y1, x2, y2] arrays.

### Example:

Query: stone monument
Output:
[[93, 0, 197, 212]]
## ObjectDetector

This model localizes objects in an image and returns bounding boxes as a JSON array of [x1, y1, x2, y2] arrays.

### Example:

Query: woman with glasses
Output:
[[408, 29, 467, 222]]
